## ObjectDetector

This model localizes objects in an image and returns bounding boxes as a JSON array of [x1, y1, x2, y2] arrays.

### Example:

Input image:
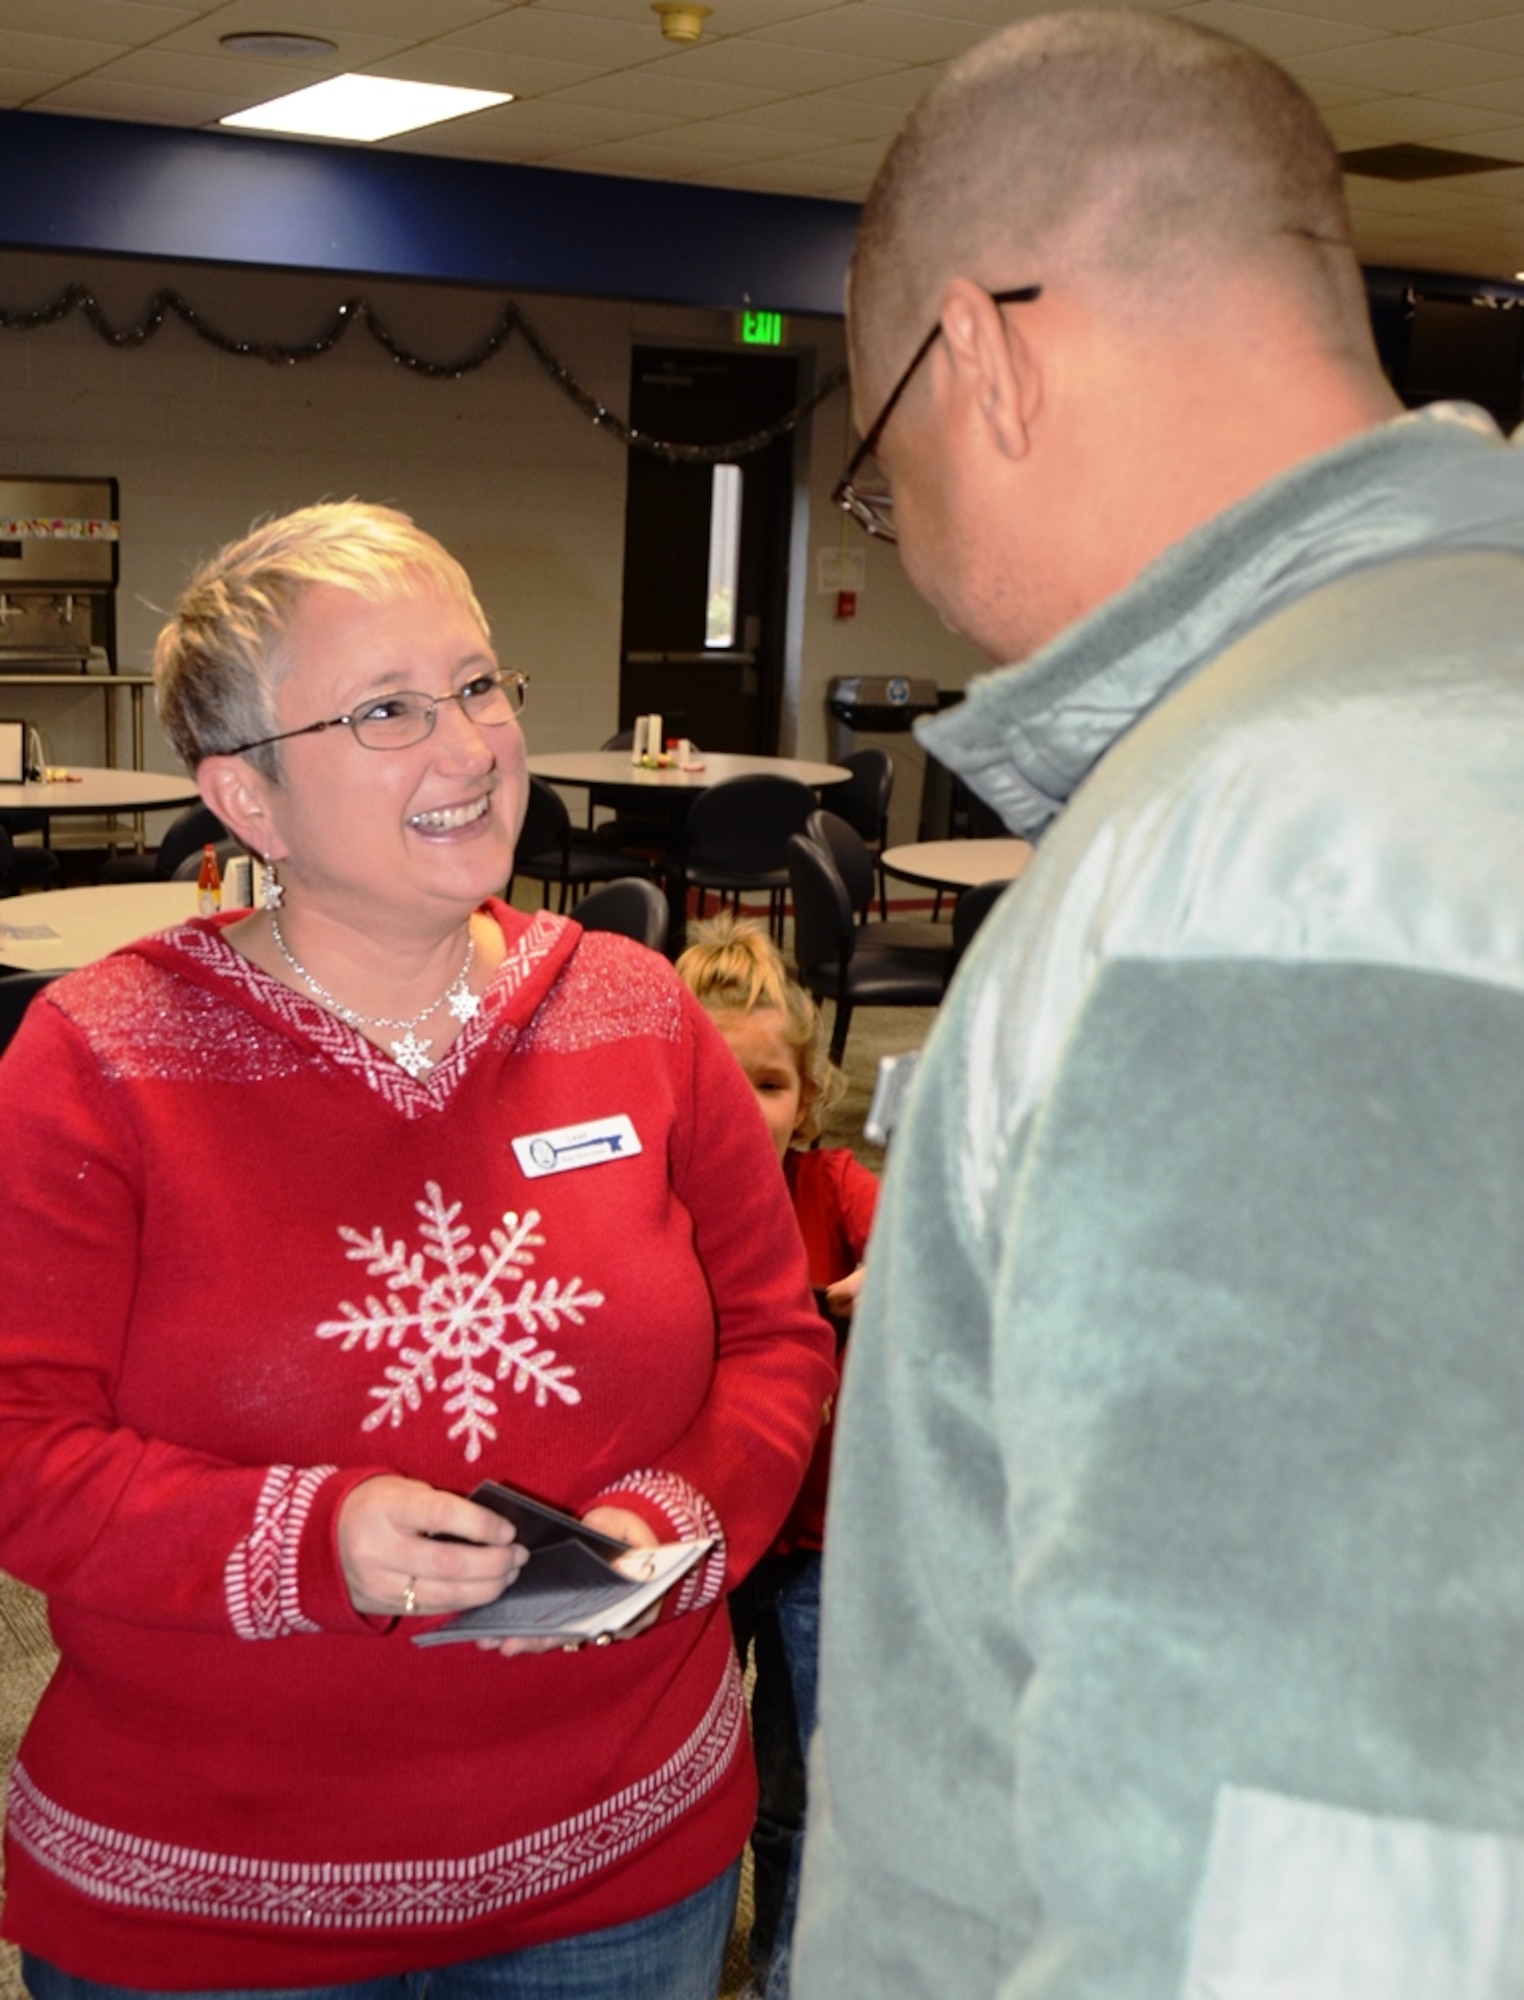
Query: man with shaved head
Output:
[[795, 11, 1524, 1998]]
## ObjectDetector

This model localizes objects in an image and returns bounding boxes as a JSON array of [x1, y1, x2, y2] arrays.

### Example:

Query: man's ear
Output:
[[937, 277, 1041, 461], [195, 755, 285, 860]]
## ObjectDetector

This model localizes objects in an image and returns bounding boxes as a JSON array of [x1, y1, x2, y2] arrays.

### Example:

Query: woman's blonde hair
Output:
[[155, 500, 489, 781], [675, 912, 844, 1145]]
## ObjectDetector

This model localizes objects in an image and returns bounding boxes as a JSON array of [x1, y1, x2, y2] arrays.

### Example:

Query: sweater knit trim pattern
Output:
[[223, 1464, 335, 1640], [6, 1657, 745, 1933], [87, 909, 569, 1112], [604, 1470, 727, 1614]]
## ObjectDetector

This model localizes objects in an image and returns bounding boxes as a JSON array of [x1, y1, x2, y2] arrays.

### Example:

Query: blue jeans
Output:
[[728, 1551, 821, 2000], [21, 1861, 739, 2000]]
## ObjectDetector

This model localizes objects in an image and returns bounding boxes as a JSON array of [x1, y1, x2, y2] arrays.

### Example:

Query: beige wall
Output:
[[0, 246, 984, 845]]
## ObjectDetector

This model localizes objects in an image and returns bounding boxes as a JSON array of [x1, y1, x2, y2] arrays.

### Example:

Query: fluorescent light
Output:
[[221, 75, 511, 143]]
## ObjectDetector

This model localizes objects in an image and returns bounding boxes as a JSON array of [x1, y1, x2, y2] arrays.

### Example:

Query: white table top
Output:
[[881, 838, 1034, 893], [0, 882, 202, 971], [529, 749, 849, 792], [0, 768, 201, 816]]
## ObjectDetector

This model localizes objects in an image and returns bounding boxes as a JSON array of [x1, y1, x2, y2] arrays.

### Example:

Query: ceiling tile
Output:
[[631, 38, 903, 90], [1433, 77, 1524, 117], [749, 4, 988, 63], [1295, 34, 1524, 92], [701, 154, 865, 194], [0, 0, 194, 34], [438, 9, 663, 66], [726, 92, 902, 137], [207, 0, 505, 34], [1295, 75, 1386, 111], [450, 96, 676, 142], [0, 28, 124, 72], [27, 75, 234, 120], [1236, 0, 1520, 27], [1328, 94, 1521, 141], [1171, 1, 1386, 55], [83, 49, 336, 97], [814, 67, 945, 108], [1420, 14, 1524, 55], [367, 48, 602, 94], [540, 70, 785, 116]]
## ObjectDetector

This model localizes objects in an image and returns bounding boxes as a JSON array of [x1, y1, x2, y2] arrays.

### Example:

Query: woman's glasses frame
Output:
[[220, 669, 530, 758]]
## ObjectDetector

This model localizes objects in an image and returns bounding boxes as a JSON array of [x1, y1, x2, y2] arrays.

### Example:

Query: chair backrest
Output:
[[571, 877, 668, 950], [806, 809, 875, 923], [516, 776, 572, 866], [0, 969, 65, 1057], [831, 747, 894, 846], [0, 823, 62, 897], [156, 802, 227, 881], [950, 877, 1012, 972], [786, 833, 855, 988], [683, 775, 817, 875]]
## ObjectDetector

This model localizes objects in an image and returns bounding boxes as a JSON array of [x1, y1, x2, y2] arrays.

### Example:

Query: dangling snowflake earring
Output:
[[259, 854, 284, 911]]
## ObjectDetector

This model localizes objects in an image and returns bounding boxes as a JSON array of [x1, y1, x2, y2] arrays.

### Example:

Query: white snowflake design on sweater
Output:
[[317, 1181, 601, 1461]]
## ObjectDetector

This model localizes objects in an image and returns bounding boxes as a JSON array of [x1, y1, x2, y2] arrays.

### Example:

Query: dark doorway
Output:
[[619, 347, 799, 755]]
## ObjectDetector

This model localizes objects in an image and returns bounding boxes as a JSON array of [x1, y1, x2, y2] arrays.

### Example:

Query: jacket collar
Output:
[[919, 405, 1517, 836]]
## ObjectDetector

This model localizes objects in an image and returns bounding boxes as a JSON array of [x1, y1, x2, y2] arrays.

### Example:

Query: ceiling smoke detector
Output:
[[653, 3, 711, 45], [219, 32, 338, 59]]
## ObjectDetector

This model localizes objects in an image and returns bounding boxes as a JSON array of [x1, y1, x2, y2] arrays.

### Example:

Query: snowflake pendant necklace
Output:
[[268, 915, 479, 1078]]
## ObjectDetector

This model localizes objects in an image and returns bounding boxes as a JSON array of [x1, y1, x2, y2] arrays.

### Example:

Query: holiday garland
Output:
[[0, 281, 848, 464]]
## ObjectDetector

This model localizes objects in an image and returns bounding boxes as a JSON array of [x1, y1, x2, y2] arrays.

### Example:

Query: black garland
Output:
[[0, 281, 847, 464]]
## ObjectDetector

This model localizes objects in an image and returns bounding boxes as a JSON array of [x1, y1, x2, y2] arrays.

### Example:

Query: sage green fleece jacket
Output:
[[795, 406, 1524, 2000]]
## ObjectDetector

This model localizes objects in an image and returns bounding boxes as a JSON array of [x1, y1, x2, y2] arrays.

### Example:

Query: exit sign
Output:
[[738, 310, 787, 347]]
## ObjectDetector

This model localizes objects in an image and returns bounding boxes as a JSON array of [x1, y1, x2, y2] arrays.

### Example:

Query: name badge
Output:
[[513, 1114, 642, 1180]]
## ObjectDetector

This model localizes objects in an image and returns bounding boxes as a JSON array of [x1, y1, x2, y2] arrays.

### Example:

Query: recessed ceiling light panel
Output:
[[219, 32, 337, 59], [220, 74, 511, 143]]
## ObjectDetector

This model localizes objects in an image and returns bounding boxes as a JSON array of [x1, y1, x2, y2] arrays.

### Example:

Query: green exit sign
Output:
[[738, 310, 787, 347]]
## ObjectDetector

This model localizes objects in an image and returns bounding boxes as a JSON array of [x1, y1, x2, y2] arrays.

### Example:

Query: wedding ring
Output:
[[402, 1577, 418, 1617]]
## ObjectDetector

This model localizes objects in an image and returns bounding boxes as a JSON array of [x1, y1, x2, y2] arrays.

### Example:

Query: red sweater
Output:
[[777, 1147, 880, 1555], [0, 903, 834, 1988]]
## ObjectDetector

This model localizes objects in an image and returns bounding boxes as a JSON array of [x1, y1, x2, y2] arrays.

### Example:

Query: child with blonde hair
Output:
[[674, 913, 879, 2000]]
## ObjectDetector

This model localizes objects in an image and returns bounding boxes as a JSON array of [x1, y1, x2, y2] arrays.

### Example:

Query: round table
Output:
[[527, 750, 849, 794], [881, 837, 1033, 893], [0, 882, 200, 972], [0, 768, 201, 817], [529, 749, 851, 952]]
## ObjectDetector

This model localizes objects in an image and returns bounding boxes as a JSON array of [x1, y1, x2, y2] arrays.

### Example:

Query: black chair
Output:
[[588, 729, 674, 860], [0, 824, 63, 898], [510, 776, 646, 912], [677, 774, 817, 942], [569, 877, 669, 951], [0, 968, 65, 1056], [786, 832, 950, 1066], [825, 747, 894, 917], [99, 801, 227, 884], [949, 877, 1014, 975], [807, 809, 947, 955]]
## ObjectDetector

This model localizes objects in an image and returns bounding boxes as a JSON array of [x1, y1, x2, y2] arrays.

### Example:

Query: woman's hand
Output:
[[338, 1475, 527, 1619], [484, 1505, 663, 1659]]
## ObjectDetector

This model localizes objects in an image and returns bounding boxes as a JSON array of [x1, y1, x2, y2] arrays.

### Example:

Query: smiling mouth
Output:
[[408, 796, 491, 833]]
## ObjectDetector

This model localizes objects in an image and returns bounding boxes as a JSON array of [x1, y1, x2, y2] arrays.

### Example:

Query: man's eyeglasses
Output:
[[222, 669, 530, 758], [832, 285, 1044, 543]]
